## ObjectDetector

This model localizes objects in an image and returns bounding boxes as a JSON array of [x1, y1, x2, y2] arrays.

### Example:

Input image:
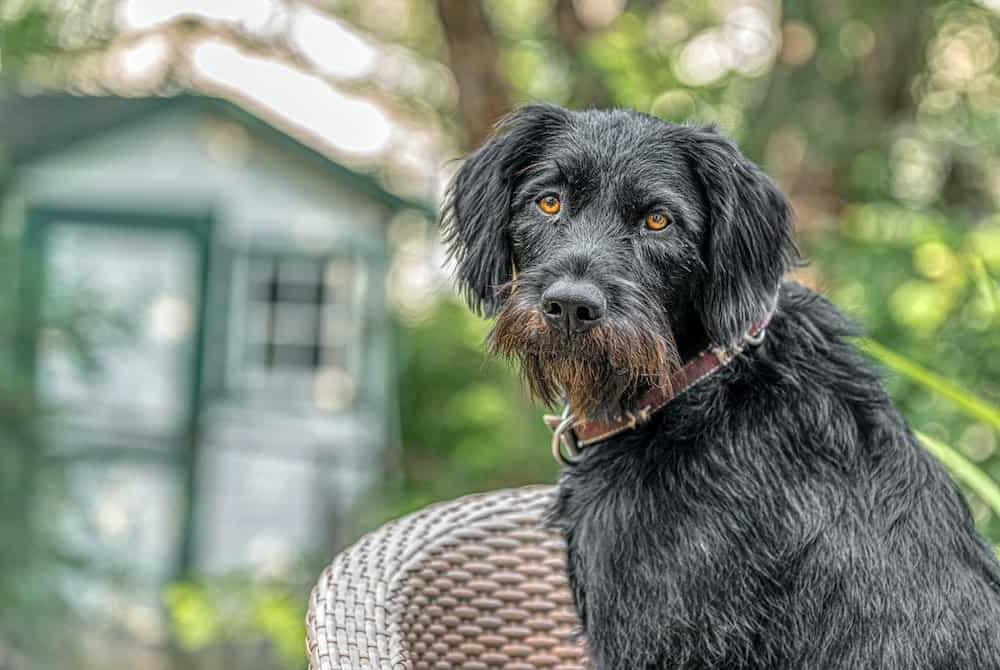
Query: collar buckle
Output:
[[550, 405, 582, 466]]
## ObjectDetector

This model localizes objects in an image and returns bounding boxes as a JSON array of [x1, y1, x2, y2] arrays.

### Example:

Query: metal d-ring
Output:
[[744, 327, 767, 347], [551, 406, 582, 466]]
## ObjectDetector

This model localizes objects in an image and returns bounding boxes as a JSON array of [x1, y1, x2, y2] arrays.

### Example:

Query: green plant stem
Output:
[[859, 339, 1000, 433], [916, 431, 1000, 519]]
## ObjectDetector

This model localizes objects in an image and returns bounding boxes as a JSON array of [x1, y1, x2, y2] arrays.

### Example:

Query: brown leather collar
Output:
[[544, 311, 774, 465]]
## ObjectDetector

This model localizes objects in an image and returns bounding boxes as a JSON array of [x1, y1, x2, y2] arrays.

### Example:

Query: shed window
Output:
[[231, 253, 364, 412]]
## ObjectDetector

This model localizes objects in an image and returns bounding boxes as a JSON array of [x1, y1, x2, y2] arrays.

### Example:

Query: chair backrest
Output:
[[307, 486, 587, 669]]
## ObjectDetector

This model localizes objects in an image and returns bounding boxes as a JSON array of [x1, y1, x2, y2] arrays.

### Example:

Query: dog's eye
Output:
[[538, 194, 561, 215], [644, 213, 671, 231]]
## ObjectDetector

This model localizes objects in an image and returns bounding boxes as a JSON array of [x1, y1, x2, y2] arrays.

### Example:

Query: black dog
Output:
[[441, 104, 1000, 669]]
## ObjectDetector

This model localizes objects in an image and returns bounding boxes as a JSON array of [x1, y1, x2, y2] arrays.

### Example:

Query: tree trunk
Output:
[[435, 0, 512, 149]]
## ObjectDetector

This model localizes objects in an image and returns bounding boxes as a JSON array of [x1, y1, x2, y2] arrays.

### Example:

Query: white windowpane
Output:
[[245, 302, 272, 346], [273, 303, 318, 345]]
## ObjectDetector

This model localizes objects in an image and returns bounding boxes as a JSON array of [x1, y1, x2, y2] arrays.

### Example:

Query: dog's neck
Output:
[[669, 303, 712, 363]]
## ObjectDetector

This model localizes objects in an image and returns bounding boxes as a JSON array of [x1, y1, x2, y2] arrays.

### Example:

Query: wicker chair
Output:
[[306, 486, 588, 670]]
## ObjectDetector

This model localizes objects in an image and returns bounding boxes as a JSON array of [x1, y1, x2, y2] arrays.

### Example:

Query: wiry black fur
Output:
[[441, 104, 1000, 669], [553, 285, 1000, 668]]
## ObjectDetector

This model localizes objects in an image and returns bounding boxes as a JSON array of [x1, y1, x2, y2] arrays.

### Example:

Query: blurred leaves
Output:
[[164, 578, 306, 668], [0, 3, 50, 72], [860, 339, 1000, 432], [0, 235, 141, 667], [0, 237, 69, 666], [918, 431, 1000, 520], [377, 299, 556, 522]]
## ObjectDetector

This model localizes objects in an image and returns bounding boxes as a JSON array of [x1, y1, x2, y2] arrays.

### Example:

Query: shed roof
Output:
[[0, 91, 432, 216]]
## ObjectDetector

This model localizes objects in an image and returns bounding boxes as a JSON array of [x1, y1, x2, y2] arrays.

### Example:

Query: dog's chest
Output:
[[555, 460, 742, 597], [551, 445, 797, 668]]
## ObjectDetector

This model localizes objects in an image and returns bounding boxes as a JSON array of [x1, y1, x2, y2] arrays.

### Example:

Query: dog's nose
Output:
[[541, 280, 606, 333]]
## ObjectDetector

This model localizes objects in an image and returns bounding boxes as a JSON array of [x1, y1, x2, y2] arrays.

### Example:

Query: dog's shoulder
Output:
[[775, 280, 860, 340]]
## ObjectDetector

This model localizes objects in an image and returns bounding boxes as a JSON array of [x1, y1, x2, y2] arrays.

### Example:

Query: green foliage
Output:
[[0, 237, 72, 665], [859, 339, 1000, 433], [0, 3, 51, 72], [0, 235, 143, 665], [164, 578, 307, 668], [383, 299, 556, 521], [917, 431, 1000, 523]]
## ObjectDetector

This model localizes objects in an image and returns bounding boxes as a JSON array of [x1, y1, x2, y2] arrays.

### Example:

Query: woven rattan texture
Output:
[[306, 486, 587, 670]]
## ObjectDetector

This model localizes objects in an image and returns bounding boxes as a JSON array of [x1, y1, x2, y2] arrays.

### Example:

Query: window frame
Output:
[[225, 246, 370, 415]]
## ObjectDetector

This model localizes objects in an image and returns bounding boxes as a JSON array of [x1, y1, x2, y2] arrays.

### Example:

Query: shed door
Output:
[[38, 219, 202, 439], [25, 207, 210, 598]]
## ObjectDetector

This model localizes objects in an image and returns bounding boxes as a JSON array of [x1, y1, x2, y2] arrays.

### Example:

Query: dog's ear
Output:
[[441, 104, 570, 316], [687, 127, 796, 347]]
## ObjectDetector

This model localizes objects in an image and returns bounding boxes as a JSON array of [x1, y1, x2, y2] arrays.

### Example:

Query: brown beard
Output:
[[489, 298, 681, 421]]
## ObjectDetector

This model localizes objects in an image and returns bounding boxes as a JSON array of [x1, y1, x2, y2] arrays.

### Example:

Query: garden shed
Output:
[[0, 90, 428, 641]]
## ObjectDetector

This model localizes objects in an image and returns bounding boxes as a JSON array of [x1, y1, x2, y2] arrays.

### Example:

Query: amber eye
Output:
[[538, 194, 561, 215], [645, 212, 670, 231]]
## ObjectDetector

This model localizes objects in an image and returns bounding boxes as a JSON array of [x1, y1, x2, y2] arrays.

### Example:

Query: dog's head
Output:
[[441, 105, 796, 420]]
